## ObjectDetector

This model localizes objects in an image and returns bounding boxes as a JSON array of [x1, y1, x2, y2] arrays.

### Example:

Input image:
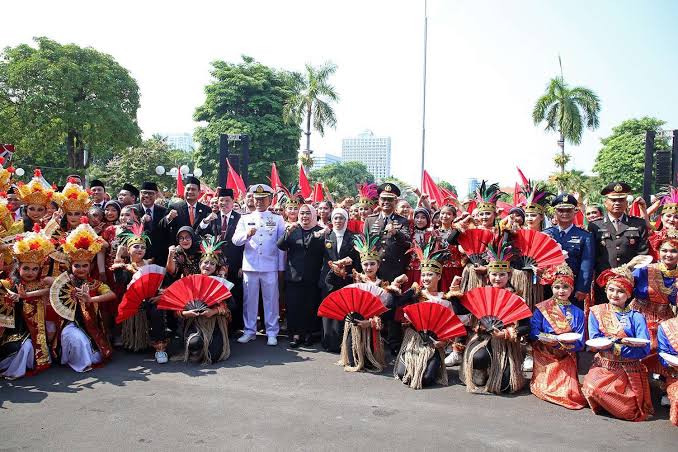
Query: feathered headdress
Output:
[[540, 263, 575, 288], [13, 224, 55, 264], [519, 180, 553, 215], [356, 182, 378, 207], [475, 180, 505, 213], [278, 183, 304, 207], [485, 238, 513, 273], [0, 157, 15, 193], [200, 235, 226, 264], [118, 223, 150, 248], [16, 169, 54, 207], [354, 224, 380, 263], [408, 237, 449, 274], [54, 177, 92, 212], [62, 217, 105, 262], [660, 185, 678, 215]]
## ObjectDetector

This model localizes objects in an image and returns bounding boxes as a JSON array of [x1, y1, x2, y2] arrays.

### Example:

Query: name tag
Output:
[[568, 238, 581, 244]]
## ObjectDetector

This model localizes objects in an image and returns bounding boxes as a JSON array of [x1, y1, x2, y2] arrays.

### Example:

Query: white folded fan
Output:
[[586, 337, 612, 348], [632, 255, 653, 269], [622, 337, 650, 345], [659, 352, 678, 366], [557, 332, 582, 343]]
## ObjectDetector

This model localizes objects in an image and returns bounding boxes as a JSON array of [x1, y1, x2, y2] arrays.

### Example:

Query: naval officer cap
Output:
[[248, 184, 273, 198], [377, 183, 400, 198], [600, 182, 632, 199], [551, 193, 578, 209]]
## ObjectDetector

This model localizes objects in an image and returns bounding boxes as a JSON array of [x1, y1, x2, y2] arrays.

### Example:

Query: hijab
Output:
[[413, 207, 431, 231], [176, 225, 200, 254], [331, 208, 348, 235], [298, 204, 318, 230]]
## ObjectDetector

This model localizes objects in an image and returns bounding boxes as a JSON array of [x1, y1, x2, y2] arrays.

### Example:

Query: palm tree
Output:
[[532, 65, 600, 176], [283, 61, 339, 163]]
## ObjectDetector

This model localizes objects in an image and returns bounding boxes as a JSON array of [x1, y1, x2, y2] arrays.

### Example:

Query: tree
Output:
[[592, 117, 669, 192], [541, 170, 603, 206], [282, 61, 339, 165], [194, 56, 302, 185], [382, 176, 418, 207], [532, 65, 600, 177], [310, 161, 374, 200], [88, 137, 188, 195], [438, 180, 458, 196], [0, 37, 141, 183]]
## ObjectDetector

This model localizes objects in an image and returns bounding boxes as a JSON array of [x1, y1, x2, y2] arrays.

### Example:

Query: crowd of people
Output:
[[1, 161, 677, 428]]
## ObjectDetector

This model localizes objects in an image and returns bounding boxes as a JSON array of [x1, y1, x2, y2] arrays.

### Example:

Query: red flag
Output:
[[299, 165, 312, 199], [176, 167, 184, 199], [629, 199, 642, 217], [466, 199, 477, 214], [312, 182, 324, 203], [516, 166, 529, 187], [574, 209, 584, 227], [270, 163, 283, 190], [421, 170, 444, 207], [226, 159, 247, 200], [513, 182, 522, 207]]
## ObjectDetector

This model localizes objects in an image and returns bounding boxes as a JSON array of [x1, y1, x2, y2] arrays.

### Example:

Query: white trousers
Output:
[[0, 339, 34, 379], [242, 271, 279, 337], [61, 323, 102, 372]]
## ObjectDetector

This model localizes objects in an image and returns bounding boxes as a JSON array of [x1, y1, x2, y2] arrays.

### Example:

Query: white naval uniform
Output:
[[232, 210, 286, 337]]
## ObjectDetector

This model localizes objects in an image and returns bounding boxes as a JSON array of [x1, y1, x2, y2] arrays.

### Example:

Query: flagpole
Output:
[[420, 0, 428, 186]]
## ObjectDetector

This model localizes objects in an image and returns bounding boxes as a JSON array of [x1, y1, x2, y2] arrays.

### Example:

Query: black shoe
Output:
[[303, 334, 314, 346], [290, 337, 301, 348]]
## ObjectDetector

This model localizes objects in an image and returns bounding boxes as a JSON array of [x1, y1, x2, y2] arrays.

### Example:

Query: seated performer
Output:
[[394, 239, 454, 389], [582, 265, 653, 422], [657, 317, 678, 426], [0, 227, 55, 379], [529, 264, 587, 410], [55, 219, 116, 372], [179, 237, 231, 364]]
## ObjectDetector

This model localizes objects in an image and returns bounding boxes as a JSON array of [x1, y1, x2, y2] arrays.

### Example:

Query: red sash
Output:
[[647, 266, 671, 306], [536, 298, 572, 335], [591, 304, 627, 341]]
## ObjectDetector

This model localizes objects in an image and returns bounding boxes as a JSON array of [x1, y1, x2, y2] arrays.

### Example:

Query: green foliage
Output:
[[0, 37, 141, 184], [382, 176, 417, 207], [592, 117, 668, 192], [283, 61, 338, 154], [437, 180, 457, 196], [193, 56, 302, 185], [88, 138, 188, 195], [540, 170, 603, 205], [310, 161, 374, 200]]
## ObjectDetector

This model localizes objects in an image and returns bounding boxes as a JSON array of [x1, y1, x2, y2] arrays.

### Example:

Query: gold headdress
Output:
[[540, 263, 575, 287], [13, 224, 55, 264], [16, 169, 55, 207], [408, 237, 448, 274], [0, 157, 14, 193], [475, 180, 505, 213], [54, 178, 92, 213], [200, 236, 225, 264], [62, 218, 105, 262], [485, 238, 513, 273], [354, 224, 380, 263], [118, 223, 150, 248]]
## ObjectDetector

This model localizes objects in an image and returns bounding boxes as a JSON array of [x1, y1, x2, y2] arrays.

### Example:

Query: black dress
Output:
[[277, 225, 325, 338]]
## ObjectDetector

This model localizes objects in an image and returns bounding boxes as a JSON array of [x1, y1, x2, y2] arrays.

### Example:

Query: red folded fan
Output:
[[116, 264, 166, 323], [158, 274, 232, 312], [403, 302, 466, 342], [457, 229, 494, 265], [512, 229, 565, 270], [460, 286, 532, 326], [318, 287, 388, 321], [346, 282, 391, 304]]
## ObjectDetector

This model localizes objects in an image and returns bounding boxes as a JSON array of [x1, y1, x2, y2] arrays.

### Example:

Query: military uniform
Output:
[[232, 184, 286, 341]]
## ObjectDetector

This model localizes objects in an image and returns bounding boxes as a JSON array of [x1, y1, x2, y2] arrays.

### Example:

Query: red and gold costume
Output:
[[658, 317, 678, 426]]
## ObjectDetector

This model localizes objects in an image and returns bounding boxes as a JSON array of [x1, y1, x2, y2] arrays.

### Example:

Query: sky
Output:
[[3, 0, 678, 193]]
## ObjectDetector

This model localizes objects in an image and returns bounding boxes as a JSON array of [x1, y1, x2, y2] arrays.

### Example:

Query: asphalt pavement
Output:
[[1, 337, 676, 451]]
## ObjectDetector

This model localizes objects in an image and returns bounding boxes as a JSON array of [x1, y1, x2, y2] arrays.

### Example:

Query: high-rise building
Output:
[[311, 153, 342, 171], [467, 178, 481, 197], [164, 133, 194, 152], [341, 130, 391, 180]]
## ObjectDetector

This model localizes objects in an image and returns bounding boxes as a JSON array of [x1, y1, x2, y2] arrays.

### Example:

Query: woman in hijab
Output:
[[319, 208, 361, 352], [277, 204, 325, 347], [166, 226, 202, 280]]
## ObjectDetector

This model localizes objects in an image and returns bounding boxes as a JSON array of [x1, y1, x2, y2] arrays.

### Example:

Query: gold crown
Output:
[[359, 250, 381, 263], [13, 228, 55, 264], [420, 259, 443, 274], [524, 203, 544, 214], [358, 196, 376, 206], [54, 181, 92, 213], [0, 163, 12, 193], [476, 201, 496, 213], [16, 170, 54, 207], [62, 221, 104, 262], [0, 198, 13, 233], [662, 202, 678, 215], [487, 260, 511, 273]]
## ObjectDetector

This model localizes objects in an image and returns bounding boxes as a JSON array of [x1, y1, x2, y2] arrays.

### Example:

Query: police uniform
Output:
[[543, 194, 595, 309], [232, 184, 286, 342], [588, 182, 648, 304]]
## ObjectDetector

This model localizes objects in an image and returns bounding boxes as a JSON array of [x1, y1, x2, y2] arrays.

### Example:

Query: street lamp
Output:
[[155, 165, 202, 178]]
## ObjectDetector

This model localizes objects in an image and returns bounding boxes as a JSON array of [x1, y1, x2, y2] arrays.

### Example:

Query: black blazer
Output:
[[198, 210, 244, 280], [588, 214, 648, 273], [319, 229, 361, 296], [132, 203, 170, 264], [160, 200, 210, 243], [363, 212, 411, 282], [277, 225, 325, 284]]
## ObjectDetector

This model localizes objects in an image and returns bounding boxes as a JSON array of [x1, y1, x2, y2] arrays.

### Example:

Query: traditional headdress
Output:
[[16, 169, 55, 207], [408, 237, 448, 274], [0, 157, 15, 193], [356, 182, 378, 207], [660, 185, 678, 215], [660, 228, 678, 249], [61, 218, 105, 262], [540, 263, 575, 288], [13, 224, 55, 264], [596, 266, 634, 295], [354, 225, 380, 263], [200, 235, 225, 264], [54, 178, 92, 212], [118, 223, 150, 248], [485, 238, 513, 273], [0, 196, 14, 234], [475, 180, 505, 213], [521, 182, 553, 215]]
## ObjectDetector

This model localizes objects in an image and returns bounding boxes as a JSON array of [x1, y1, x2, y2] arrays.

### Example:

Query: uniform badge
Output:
[[614, 184, 623, 192], [325, 242, 332, 249]]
